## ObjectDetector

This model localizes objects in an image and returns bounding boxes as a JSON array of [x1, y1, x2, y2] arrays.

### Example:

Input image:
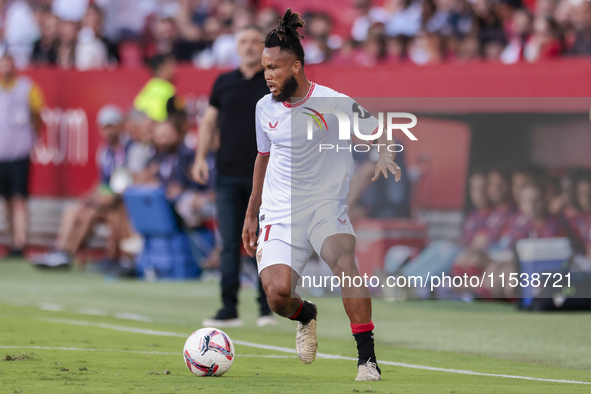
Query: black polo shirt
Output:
[[209, 68, 269, 178]]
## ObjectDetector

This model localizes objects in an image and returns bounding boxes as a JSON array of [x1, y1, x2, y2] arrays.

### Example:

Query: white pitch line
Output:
[[0, 346, 294, 359], [35, 317, 591, 385]]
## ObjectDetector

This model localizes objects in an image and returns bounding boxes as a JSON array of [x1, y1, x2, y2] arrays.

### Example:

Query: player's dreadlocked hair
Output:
[[264, 9, 306, 65]]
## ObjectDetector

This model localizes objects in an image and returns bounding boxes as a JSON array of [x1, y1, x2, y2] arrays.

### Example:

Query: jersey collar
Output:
[[283, 82, 316, 108]]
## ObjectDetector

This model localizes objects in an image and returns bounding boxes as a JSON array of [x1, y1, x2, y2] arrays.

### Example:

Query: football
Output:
[[183, 328, 235, 377]]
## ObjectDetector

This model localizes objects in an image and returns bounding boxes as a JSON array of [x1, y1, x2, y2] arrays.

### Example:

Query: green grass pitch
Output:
[[0, 260, 590, 393]]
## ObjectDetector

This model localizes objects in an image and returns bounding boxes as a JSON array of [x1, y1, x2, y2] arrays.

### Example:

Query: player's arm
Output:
[[242, 153, 269, 257], [191, 105, 219, 185], [371, 131, 402, 182]]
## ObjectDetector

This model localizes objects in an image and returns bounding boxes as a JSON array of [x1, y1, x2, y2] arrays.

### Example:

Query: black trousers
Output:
[[216, 173, 270, 316]]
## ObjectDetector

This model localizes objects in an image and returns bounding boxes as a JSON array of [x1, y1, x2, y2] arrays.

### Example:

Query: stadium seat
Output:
[[123, 186, 204, 280], [515, 238, 572, 309]]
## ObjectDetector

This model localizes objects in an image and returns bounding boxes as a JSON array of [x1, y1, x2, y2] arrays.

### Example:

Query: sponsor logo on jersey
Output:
[[303, 107, 328, 131], [269, 121, 278, 129]]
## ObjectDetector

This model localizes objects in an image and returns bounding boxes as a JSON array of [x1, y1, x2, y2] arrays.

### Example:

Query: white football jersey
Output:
[[255, 82, 379, 225]]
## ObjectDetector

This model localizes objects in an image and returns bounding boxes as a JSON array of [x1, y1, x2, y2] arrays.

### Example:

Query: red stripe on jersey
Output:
[[259, 151, 270, 156], [283, 83, 316, 108]]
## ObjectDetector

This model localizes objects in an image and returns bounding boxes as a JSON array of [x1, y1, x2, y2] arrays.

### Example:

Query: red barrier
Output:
[[21, 59, 591, 199]]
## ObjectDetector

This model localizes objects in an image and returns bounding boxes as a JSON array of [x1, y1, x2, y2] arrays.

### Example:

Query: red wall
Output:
[[22, 59, 591, 200]]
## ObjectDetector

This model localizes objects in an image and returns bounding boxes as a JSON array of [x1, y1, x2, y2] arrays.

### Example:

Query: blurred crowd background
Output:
[[1, 0, 591, 70]]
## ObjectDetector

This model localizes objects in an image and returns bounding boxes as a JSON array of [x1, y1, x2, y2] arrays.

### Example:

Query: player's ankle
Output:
[[289, 300, 316, 324], [353, 323, 378, 370], [358, 357, 381, 373]]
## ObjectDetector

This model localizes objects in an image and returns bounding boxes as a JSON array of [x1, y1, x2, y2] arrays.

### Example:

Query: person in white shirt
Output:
[[242, 9, 402, 382]]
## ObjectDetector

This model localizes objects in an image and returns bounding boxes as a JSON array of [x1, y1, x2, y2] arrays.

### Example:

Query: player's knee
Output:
[[332, 252, 357, 276], [265, 285, 292, 315]]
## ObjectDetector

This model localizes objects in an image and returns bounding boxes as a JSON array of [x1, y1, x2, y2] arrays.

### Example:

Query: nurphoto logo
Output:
[[305, 104, 418, 153]]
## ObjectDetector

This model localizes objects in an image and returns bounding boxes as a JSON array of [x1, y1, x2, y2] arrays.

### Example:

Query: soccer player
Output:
[[241, 9, 402, 381]]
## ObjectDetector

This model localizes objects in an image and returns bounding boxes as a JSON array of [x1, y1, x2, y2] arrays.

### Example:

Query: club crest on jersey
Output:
[[256, 249, 263, 264], [303, 107, 328, 131]]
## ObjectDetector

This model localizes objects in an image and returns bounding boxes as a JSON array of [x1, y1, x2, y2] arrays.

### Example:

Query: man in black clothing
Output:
[[192, 25, 274, 327]]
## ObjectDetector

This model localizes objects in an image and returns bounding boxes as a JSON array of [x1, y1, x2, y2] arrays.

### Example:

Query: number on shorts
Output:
[[261, 225, 272, 242]]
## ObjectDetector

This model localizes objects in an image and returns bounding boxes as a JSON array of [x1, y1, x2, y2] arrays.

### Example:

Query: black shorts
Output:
[[0, 158, 30, 199]]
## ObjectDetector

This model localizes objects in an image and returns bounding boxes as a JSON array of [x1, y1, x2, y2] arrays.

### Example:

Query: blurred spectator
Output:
[[568, 174, 591, 245], [331, 38, 357, 65], [0, 54, 44, 258], [193, 8, 255, 69], [500, 8, 533, 63], [536, 0, 556, 18], [31, 8, 58, 65], [462, 171, 493, 248], [523, 16, 562, 61], [511, 166, 537, 204], [483, 39, 505, 60], [35, 105, 134, 269], [385, 0, 423, 37], [146, 16, 205, 62], [474, 0, 506, 49], [210, 11, 254, 68], [355, 33, 386, 66], [124, 109, 154, 177], [94, 0, 159, 42], [408, 30, 443, 64], [80, 4, 120, 65], [456, 34, 482, 62], [570, 0, 591, 55], [351, 0, 389, 42], [136, 119, 214, 229], [76, 22, 108, 70], [134, 53, 180, 122], [303, 13, 333, 64], [255, 7, 280, 33], [173, 0, 208, 41], [448, 0, 475, 37], [485, 181, 568, 298], [1, 0, 40, 68], [506, 181, 567, 248], [484, 168, 518, 250], [52, 0, 88, 22], [384, 35, 406, 63], [55, 20, 78, 68]]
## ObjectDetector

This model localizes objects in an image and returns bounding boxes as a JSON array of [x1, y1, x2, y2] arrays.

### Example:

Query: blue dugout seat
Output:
[[123, 186, 211, 280]]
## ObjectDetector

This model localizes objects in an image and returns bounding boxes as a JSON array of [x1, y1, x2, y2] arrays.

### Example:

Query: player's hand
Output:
[[242, 216, 259, 257], [372, 153, 402, 182], [191, 158, 209, 185]]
